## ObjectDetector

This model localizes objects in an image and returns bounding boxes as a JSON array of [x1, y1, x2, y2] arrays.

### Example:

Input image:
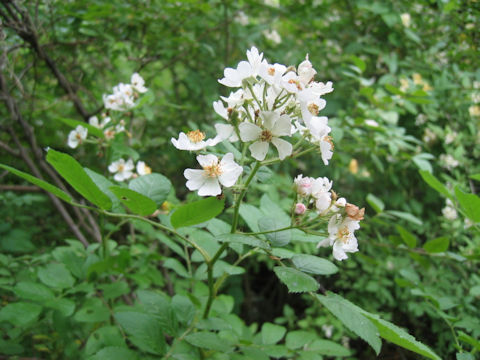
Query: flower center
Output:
[[288, 78, 303, 90], [187, 130, 206, 143], [337, 227, 350, 243], [118, 164, 125, 173], [203, 163, 222, 178], [268, 67, 275, 76], [308, 103, 319, 115], [75, 133, 82, 140], [260, 130, 273, 142], [144, 165, 152, 174]]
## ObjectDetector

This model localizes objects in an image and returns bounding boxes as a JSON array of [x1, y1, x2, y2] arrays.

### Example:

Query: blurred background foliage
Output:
[[1, 0, 479, 359]]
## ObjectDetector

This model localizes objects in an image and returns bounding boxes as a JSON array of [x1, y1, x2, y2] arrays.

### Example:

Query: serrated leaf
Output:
[[98, 282, 130, 300], [396, 225, 417, 248], [171, 197, 225, 228], [46, 297, 76, 316], [292, 254, 338, 275], [184, 332, 231, 352], [419, 170, 451, 199], [261, 323, 286, 345], [273, 267, 319, 293], [137, 290, 178, 336], [129, 173, 172, 206], [46, 149, 112, 209], [114, 311, 166, 355], [109, 186, 157, 216], [363, 313, 440, 360], [316, 293, 382, 355], [216, 233, 271, 250], [306, 339, 351, 356], [89, 346, 139, 360], [38, 263, 75, 290], [85, 326, 126, 356], [14, 282, 55, 302], [163, 258, 190, 278], [0, 302, 42, 326], [0, 164, 72, 203], [455, 186, 480, 222], [423, 237, 449, 253], [258, 217, 291, 246]]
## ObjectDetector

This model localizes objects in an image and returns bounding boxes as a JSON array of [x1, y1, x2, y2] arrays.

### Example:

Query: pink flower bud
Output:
[[295, 203, 307, 215]]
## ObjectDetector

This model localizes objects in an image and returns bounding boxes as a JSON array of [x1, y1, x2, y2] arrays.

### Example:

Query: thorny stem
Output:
[[202, 161, 262, 319]]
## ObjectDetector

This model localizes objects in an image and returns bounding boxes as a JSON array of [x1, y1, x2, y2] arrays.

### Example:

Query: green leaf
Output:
[[85, 326, 126, 356], [84, 168, 121, 210], [423, 237, 450, 253], [46, 298, 76, 316], [37, 263, 75, 290], [75, 303, 110, 323], [316, 294, 382, 355], [114, 311, 166, 355], [470, 173, 480, 181], [184, 332, 231, 352], [89, 346, 139, 360], [98, 282, 130, 300], [419, 170, 451, 198], [137, 290, 178, 336], [306, 339, 351, 356], [258, 217, 291, 246], [273, 267, 319, 293], [46, 149, 112, 209], [261, 323, 286, 345], [455, 186, 480, 222], [363, 313, 440, 360], [56, 117, 104, 138], [14, 282, 55, 302], [286, 330, 317, 350], [387, 210, 423, 226], [171, 197, 225, 228], [216, 233, 271, 250], [366, 193, 385, 213], [396, 225, 417, 248], [239, 203, 264, 232], [0, 164, 72, 203], [292, 254, 338, 275], [0, 302, 42, 326], [163, 258, 190, 278], [109, 186, 157, 216], [129, 173, 172, 206]]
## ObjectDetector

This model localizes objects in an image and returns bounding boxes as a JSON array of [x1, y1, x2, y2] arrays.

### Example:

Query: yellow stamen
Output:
[[268, 67, 275, 76], [187, 130, 206, 143], [260, 130, 273, 142], [203, 163, 222, 178], [308, 103, 319, 115]]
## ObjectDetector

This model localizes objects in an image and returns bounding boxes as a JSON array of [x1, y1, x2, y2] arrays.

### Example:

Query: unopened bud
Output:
[[345, 203, 365, 221], [295, 203, 307, 215]]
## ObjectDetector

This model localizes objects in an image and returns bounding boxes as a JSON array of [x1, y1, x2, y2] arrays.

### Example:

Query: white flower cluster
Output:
[[67, 73, 147, 149], [294, 174, 364, 261], [108, 159, 152, 182], [172, 47, 335, 197], [442, 199, 457, 220], [103, 73, 148, 111]]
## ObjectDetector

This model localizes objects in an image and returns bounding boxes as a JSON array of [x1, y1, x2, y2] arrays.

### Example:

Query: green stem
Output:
[[247, 83, 263, 110], [100, 210, 211, 262], [242, 225, 297, 236], [202, 161, 262, 319]]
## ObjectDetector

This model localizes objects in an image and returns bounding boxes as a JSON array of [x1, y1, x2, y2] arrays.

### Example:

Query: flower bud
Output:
[[295, 203, 307, 215], [345, 203, 365, 221]]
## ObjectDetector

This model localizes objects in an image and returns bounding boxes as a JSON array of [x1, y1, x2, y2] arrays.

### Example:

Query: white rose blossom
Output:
[[67, 125, 88, 149], [184, 153, 243, 196], [136, 161, 152, 176], [317, 213, 360, 261], [131, 73, 148, 93], [171, 130, 221, 151], [108, 158, 135, 182], [239, 111, 292, 161]]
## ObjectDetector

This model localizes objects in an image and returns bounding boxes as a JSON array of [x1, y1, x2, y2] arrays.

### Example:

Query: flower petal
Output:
[[271, 137, 292, 160], [198, 178, 222, 196], [184, 169, 206, 191], [239, 122, 262, 142], [271, 114, 292, 137], [197, 154, 219, 168], [249, 141, 269, 161]]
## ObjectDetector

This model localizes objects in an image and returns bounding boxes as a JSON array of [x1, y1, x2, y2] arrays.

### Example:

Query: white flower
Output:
[[239, 111, 292, 161], [218, 61, 253, 87], [305, 116, 333, 165], [297, 55, 317, 85], [365, 119, 379, 127], [246, 46, 264, 76], [213, 100, 229, 120], [67, 125, 88, 148], [136, 161, 152, 176], [263, 29, 282, 44], [214, 123, 239, 142], [294, 174, 315, 197], [103, 83, 135, 111], [401, 13, 411, 28], [317, 214, 360, 261], [281, 71, 303, 93], [131, 73, 148, 93], [89, 116, 111, 129], [108, 158, 134, 182], [445, 131, 457, 144], [439, 154, 459, 169], [184, 153, 243, 196], [234, 11, 249, 26], [311, 177, 333, 213], [258, 62, 287, 86], [309, 81, 334, 96], [171, 130, 220, 151], [221, 89, 245, 108], [442, 205, 457, 220]]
